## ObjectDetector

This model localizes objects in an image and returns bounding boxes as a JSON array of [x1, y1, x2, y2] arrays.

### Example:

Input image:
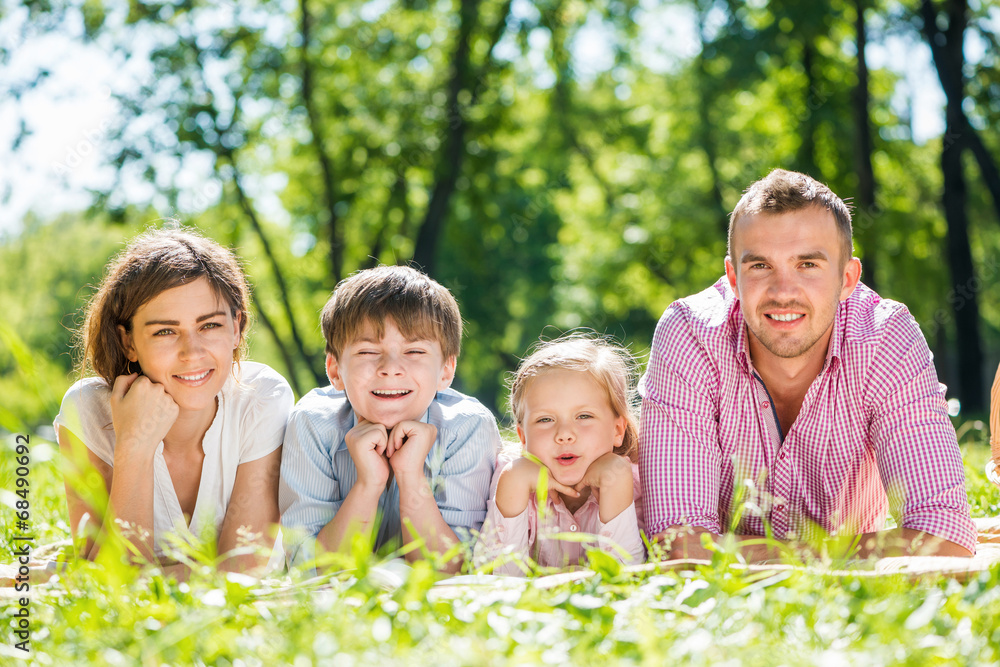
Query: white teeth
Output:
[[373, 389, 410, 396], [769, 313, 804, 322], [177, 370, 210, 381]]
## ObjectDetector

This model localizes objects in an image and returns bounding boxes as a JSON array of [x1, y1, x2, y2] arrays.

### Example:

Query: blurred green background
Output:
[[3, 0, 1000, 433]]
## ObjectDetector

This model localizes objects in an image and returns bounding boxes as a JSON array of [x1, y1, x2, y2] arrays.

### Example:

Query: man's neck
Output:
[[748, 328, 832, 436]]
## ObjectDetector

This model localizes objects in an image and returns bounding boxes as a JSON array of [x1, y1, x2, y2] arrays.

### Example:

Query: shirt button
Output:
[[779, 451, 786, 460], [570, 525, 578, 532], [775, 504, 786, 512], [762, 401, 770, 409]]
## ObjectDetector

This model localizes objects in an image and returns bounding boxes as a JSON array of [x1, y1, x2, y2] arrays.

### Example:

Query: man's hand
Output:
[[110, 373, 179, 463], [344, 419, 391, 489], [386, 420, 437, 482], [494, 456, 579, 518], [577, 453, 633, 523]]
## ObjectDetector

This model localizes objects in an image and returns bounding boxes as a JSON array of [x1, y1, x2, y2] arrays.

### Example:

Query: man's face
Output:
[[725, 207, 861, 364], [326, 318, 456, 429]]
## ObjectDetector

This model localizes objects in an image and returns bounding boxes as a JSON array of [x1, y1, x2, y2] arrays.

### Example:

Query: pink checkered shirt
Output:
[[638, 277, 976, 553]]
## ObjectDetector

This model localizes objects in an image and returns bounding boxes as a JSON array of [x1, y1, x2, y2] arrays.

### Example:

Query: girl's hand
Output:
[[344, 419, 391, 490], [494, 457, 579, 518], [109, 373, 179, 463], [578, 453, 633, 523]]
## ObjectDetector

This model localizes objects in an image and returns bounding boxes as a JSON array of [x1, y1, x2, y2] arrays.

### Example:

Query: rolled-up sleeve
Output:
[[428, 410, 501, 540], [639, 303, 725, 537], [867, 309, 976, 553], [279, 408, 344, 566]]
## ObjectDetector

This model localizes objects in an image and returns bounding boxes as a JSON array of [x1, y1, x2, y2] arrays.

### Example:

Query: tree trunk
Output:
[[300, 0, 343, 283], [411, 0, 480, 276], [796, 42, 819, 178], [852, 0, 877, 290], [921, 0, 984, 412], [695, 8, 728, 236]]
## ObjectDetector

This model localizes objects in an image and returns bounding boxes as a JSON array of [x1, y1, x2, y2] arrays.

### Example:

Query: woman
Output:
[[55, 227, 292, 574]]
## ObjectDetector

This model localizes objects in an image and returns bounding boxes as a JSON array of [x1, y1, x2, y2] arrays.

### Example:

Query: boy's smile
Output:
[[327, 318, 456, 429]]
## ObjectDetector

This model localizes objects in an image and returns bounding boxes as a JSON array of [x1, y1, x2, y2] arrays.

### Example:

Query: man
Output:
[[639, 169, 976, 561]]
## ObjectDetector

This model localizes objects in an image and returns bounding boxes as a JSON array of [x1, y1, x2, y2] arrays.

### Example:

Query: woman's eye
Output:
[[202, 322, 222, 330], [578, 414, 593, 420], [406, 349, 427, 355]]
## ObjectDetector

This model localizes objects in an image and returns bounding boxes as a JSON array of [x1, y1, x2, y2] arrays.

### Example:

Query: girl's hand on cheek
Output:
[[512, 456, 579, 499], [110, 373, 180, 461], [578, 452, 633, 523], [576, 452, 632, 492]]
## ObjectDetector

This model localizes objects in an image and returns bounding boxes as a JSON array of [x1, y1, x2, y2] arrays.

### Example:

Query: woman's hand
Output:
[[578, 453, 633, 523], [109, 373, 179, 463], [494, 456, 579, 518]]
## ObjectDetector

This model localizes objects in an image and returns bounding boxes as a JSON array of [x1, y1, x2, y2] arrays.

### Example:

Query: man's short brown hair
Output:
[[321, 265, 462, 360], [728, 169, 854, 265]]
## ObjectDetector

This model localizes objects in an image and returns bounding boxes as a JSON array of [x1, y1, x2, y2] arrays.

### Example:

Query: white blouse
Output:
[[54, 361, 293, 557]]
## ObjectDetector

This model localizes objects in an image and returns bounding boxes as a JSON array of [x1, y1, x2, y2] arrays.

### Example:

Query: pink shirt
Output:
[[639, 277, 976, 553], [475, 451, 645, 575]]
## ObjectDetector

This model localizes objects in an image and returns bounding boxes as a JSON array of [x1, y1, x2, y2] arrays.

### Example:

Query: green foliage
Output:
[[3, 432, 1000, 664]]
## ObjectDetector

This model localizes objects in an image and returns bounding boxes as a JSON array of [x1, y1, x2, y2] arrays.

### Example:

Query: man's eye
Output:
[[801, 262, 817, 268], [153, 329, 174, 336], [750, 263, 767, 270]]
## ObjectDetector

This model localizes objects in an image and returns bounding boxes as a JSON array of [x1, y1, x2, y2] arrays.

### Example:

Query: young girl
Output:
[[54, 227, 293, 574], [474, 335, 644, 575]]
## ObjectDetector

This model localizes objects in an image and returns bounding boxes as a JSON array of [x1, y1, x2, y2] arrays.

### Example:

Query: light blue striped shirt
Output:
[[278, 385, 501, 566]]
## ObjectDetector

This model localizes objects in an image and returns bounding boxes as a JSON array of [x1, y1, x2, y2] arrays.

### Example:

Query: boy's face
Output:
[[326, 318, 456, 429]]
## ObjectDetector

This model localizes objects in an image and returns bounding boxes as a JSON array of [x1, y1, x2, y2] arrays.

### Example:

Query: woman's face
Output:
[[118, 276, 241, 414]]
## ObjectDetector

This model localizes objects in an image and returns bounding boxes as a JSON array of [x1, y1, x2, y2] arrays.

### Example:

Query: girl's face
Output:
[[118, 276, 241, 415], [516, 368, 626, 487]]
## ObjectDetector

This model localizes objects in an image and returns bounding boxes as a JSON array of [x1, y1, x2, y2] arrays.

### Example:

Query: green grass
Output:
[[3, 432, 1000, 666]]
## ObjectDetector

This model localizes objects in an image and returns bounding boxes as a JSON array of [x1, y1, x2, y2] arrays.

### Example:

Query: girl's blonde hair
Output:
[[77, 226, 251, 385], [509, 334, 639, 462]]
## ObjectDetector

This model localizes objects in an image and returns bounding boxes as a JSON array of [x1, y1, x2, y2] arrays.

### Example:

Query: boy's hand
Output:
[[577, 452, 633, 523], [345, 419, 391, 489], [386, 420, 437, 482], [110, 373, 179, 464], [494, 456, 579, 518]]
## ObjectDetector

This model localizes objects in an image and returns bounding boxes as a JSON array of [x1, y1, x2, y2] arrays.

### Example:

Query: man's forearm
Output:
[[852, 528, 973, 558], [655, 526, 974, 563], [656, 527, 789, 562]]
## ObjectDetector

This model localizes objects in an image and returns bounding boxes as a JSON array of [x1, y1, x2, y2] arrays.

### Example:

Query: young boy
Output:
[[279, 265, 501, 573]]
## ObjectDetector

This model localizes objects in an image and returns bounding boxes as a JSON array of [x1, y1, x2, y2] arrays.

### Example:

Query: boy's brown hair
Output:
[[321, 265, 462, 360]]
